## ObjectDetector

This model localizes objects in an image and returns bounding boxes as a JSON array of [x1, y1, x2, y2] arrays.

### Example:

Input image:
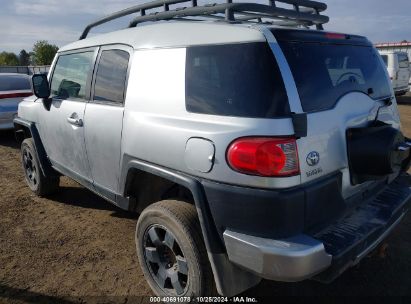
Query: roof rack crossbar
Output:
[[128, 3, 328, 27], [79, 0, 329, 40], [79, 0, 189, 39]]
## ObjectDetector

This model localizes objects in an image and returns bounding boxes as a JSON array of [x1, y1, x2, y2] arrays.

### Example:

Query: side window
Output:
[[381, 55, 388, 67], [93, 50, 130, 104], [398, 54, 410, 68], [185, 43, 290, 118], [50, 51, 94, 100]]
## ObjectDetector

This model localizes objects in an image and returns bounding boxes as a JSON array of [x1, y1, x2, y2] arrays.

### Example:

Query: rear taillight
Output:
[[227, 137, 300, 177], [0, 92, 32, 100]]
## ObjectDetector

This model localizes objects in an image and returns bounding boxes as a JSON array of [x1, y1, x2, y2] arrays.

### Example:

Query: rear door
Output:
[[396, 53, 410, 89], [272, 30, 397, 198], [84, 45, 132, 199]]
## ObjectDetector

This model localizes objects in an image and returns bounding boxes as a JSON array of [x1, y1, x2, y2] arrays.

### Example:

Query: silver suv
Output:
[[14, 0, 411, 297]]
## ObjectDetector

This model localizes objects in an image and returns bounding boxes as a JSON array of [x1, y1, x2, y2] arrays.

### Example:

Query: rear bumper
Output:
[[223, 231, 332, 281], [219, 175, 411, 282]]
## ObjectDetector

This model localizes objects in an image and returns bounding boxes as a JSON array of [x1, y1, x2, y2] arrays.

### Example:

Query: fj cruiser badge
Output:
[[306, 151, 320, 166]]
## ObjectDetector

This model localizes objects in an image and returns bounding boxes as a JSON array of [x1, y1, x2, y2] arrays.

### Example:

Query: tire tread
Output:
[[137, 200, 216, 296]]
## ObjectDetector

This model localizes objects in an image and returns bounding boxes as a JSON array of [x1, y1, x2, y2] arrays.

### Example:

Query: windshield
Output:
[[274, 30, 392, 113]]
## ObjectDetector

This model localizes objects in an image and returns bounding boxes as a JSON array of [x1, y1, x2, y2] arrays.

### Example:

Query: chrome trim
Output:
[[223, 230, 332, 282]]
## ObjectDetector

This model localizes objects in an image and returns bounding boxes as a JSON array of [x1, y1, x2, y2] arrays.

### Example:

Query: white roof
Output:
[[59, 21, 266, 52]]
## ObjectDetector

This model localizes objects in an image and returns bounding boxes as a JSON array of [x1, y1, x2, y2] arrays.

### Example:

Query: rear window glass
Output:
[[398, 53, 410, 68], [185, 42, 290, 118], [275, 32, 392, 112], [0, 75, 31, 91]]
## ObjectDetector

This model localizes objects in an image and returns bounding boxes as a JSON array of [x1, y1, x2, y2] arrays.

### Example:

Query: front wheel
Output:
[[21, 138, 59, 197], [136, 200, 216, 296]]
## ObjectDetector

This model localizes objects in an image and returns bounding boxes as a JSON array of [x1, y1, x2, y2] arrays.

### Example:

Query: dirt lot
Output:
[[1, 97, 411, 303]]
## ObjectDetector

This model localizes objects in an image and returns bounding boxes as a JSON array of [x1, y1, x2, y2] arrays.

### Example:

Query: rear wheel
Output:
[[136, 200, 216, 296], [21, 138, 59, 196]]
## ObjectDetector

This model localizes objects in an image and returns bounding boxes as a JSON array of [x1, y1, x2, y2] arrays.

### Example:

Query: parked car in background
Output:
[[0, 73, 32, 130], [379, 51, 410, 95]]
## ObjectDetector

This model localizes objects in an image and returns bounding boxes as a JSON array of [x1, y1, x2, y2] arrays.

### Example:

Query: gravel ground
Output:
[[1, 99, 411, 303]]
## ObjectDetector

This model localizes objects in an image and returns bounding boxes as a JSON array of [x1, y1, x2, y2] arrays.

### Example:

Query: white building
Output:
[[375, 41, 411, 61]]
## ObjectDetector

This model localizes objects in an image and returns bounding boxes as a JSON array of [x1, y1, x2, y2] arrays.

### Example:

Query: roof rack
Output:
[[79, 0, 329, 40]]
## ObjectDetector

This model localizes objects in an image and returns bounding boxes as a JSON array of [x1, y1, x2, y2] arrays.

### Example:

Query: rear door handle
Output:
[[67, 113, 83, 127]]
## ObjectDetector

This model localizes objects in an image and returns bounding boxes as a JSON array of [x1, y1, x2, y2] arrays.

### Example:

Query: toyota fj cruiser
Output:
[[14, 0, 411, 297]]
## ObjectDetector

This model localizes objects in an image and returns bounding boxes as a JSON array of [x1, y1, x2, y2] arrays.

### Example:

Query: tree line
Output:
[[0, 40, 59, 66]]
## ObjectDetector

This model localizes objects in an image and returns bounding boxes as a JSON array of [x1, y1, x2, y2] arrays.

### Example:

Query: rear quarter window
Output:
[[185, 42, 290, 118], [0, 75, 31, 91]]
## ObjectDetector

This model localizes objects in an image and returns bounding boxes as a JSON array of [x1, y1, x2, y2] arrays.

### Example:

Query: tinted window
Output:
[[185, 43, 289, 118], [94, 50, 130, 104], [0, 75, 30, 91], [398, 53, 410, 68], [50, 51, 94, 100], [277, 41, 391, 112], [381, 55, 388, 67]]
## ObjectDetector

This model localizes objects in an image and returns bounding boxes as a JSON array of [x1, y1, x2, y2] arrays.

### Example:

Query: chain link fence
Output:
[[0, 66, 50, 75]]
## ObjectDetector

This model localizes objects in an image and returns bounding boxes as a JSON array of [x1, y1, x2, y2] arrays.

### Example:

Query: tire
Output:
[[21, 138, 59, 197], [136, 200, 216, 297]]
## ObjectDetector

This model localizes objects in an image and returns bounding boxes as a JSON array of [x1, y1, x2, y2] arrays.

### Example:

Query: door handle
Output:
[[67, 113, 83, 127]]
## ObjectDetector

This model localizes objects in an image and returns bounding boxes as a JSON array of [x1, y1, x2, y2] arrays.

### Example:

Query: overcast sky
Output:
[[1, 0, 410, 53]]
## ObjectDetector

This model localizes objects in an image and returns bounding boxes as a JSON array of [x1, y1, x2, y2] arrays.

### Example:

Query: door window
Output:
[[50, 51, 95, 100], [398, 53, 410, 68], [381, 55, 388, 67], [93, 50, 130, 104]]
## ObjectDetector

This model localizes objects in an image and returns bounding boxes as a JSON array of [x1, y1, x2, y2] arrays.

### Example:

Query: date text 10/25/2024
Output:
[[149, 296, 258, 303]]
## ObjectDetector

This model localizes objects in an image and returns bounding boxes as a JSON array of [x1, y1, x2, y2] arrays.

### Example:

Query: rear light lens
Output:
[[227, 137, 300, 177], [0, 92, 32, 100]]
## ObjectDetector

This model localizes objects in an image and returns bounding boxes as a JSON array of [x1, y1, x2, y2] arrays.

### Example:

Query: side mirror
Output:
[[32, 74, 51, 99], [32, 74, 52, 110]]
